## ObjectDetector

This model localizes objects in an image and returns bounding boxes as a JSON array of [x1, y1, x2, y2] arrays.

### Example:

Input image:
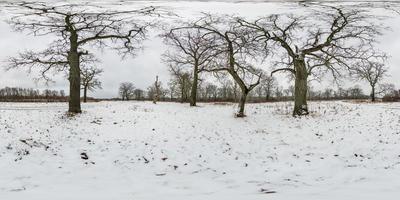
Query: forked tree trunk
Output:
[[190, 63, 199, 107], [83, 86, 88, 103], [237, 89, 248, 117], [67, 32, 81, 113], [228, 70, 249, 118], [293, 58, 309, 116]]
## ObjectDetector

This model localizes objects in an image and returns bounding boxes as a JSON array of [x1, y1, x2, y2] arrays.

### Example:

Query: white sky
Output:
[[0, 0, 399, 98]]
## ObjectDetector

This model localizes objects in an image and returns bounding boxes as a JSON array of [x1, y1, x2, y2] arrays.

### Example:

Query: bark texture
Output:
[[190, 62, 199, 107], [237, 89, 248, 117], [83, 86, 88, 103], [371, 85, 376, 102], [67, 30, 82, 113], [293, 58, 309, 116]]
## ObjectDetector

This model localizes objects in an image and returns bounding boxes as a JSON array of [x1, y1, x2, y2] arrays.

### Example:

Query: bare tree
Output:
[[204, 83, 218, 101], [183, 14, 262, 117], [81, 66, 103, 102], [215, 75, 236, 101], [6, 2, 162, 113], [147, 81, 166, 102], [275, 86, 283, 100], [167, 80, 177, 100], [259, 73, 277, 101], [133, 89, 145, 100], [169, 64, 192, 103], [119, 82, 135, 101], [349, 85, 365, 99], [351, 59, 388, 102], [237, 6, 383, 116], [153, 76, 161, 104], [162, 27, 219, 106], [378, 83, 396, 98]]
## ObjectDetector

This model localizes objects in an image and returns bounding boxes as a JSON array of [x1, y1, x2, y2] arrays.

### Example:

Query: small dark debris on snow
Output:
[[10, 186, 26, 192], [80, 152, 89, 160], [260, 188, 277, 194], [6, 144, 12, 150], [143, 156, 149, 164]]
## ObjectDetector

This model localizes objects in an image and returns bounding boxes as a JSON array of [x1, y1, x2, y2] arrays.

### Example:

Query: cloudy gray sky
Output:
[[0, 0, 399, 98]]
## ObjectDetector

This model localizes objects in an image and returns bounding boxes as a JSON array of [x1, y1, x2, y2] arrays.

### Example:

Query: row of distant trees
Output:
[[119, 79, 400, 103], [0, 65, 102, 102], [0, 87, 66, 102]]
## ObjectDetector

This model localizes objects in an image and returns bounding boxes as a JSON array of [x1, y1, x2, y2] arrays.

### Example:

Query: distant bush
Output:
[[382, 90, 400, 102]]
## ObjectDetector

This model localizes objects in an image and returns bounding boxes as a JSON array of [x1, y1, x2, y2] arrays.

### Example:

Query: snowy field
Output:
[[0, 101, 400, 200]]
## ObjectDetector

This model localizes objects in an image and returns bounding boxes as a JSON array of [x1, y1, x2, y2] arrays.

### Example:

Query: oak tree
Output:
[[80, 66, 103, 102], [6, 2, 161, 113], [238, 6, 383, 116]]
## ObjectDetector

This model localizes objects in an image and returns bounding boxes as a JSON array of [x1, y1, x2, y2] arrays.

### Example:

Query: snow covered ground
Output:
[[0, 101, 399, 200]]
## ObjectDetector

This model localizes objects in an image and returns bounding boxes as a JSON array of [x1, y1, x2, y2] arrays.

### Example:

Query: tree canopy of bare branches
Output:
[[350, 57, 388, 102], [177, 14, 262, 117], [237, 5, 384, 116], [258, 73, 277, 101], [81, 66, 103, 103], [5, 1, 163, 113], [119, 82, 135, 101], [168, 64, 192, 103], [161, 25, 220, 106]]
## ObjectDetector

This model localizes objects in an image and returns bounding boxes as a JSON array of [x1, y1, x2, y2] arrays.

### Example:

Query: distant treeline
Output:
[[1, 84, 398, 103], [119, 81, 400, 103], [0, 87, 67, 102]]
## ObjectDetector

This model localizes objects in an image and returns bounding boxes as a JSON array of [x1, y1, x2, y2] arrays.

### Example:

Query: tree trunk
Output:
[[180, 82, 185, 103], [83, 86, 88, 103], [293, 58, 309, 116], [67, 32, 81, 113], [153, 91, 158, 104], [265, 88, 270, 101], [237, 89, 248, 117], [371, 85, 376, 102], [190, 63, 199, 106], [233, 83, 238, 102], [228, 70, 249, 118]]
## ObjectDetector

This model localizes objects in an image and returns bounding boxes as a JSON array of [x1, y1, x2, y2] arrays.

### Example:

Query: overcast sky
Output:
[[0, 0, 399, 98]]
